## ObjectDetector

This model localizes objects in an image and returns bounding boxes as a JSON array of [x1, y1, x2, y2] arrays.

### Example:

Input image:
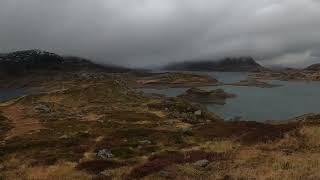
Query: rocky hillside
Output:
[[1, 75, 318, 180], [163, 57, 267, 72], [0, 50, 131, 77], [305, 63, 320, 71]]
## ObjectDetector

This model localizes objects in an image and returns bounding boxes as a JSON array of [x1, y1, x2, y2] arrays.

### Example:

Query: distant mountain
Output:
[[265, 64, 292, 71], [0, 50, 131, 76], [163, 57, 267, 72], [305, 63, 320, 71]]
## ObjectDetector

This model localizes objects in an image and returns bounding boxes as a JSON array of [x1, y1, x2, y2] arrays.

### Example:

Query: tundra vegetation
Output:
[[1, 51, 320, 179]]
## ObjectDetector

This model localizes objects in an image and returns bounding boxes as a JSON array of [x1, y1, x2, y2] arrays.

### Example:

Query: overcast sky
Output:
[[0, 0, 319, 68]]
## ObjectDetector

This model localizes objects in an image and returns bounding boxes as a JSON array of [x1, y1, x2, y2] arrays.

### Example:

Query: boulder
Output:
[[139, 140, 152, 145], [193, 159, 209, 167], [96, 149, 114, 160], [194, 110, 202, 116], [34, 103, 51, 113]]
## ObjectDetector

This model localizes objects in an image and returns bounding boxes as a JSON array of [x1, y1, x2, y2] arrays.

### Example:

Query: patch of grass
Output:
[[194, 121, 299, 145], [104, 111, 162, 123], [300, 126, 320, 147], [2, 161, 91, 180], [201, 140, 240, 153], [0, 114, 12, 139], [0, 128, 94, 164], [111, 147, 135, 159]]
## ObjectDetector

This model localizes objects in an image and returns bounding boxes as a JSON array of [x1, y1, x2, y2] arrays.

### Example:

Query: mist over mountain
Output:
[[162, 57, 267, 72], [0, 0, 320, 67], [0, 50, 131, 77]]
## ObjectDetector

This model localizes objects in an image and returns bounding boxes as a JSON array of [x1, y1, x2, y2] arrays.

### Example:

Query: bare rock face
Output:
[[178, 88, 236, 104]]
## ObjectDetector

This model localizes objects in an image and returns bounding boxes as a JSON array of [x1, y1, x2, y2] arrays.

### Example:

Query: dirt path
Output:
[[2, 104, 44, 139]]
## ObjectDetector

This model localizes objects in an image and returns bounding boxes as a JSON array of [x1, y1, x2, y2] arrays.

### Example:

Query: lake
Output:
[[0, 89, 26, 102], [140, 72, 320, 122]]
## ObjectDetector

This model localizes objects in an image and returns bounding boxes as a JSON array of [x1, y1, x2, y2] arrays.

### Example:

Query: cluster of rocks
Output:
[[169, 110, 204, 124], [148, 98, 221, 124], [34, 103, 51, 113], [96, 149, 114, 160]]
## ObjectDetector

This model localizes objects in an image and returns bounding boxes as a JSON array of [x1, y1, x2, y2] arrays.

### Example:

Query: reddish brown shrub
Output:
[[184, 150, 227, 162], [76, 160, 124, 174], [126, 158, 172, 179], [126, 150, 228, 179]]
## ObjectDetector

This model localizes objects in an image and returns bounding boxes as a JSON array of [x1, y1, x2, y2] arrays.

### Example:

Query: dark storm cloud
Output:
[[0, 0, 319, 67]]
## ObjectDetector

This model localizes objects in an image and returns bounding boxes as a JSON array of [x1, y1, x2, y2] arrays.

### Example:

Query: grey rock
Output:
[[99, 170, 112, 177], [159, 170, 170, 177], [97, 149, 114, 160], [179, 127, 192, 134], [193, 159, 209, 167], [139, 140, 152, 145], [166, 119, 174, 125], [59, 135, 69, 139], [34, 104, 51, 113], [194, 110, 202, 116]]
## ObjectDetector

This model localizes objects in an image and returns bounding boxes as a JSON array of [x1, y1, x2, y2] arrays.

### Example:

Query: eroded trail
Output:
[[2, 104, 44, 139]]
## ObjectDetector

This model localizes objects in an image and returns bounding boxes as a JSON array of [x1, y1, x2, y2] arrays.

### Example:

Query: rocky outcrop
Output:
[[0, 50, 131, 77], [163, 57, 268, 72], [147, 97, 222, 124], [178, 88, 236, 104]]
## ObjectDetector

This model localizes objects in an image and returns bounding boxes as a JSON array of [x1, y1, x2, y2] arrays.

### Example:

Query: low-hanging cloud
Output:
[[0, 0, 319, 67]]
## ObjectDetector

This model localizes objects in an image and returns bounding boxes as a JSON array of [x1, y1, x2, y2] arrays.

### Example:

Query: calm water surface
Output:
[[0, 89, 25, 102], [140, 72, 320, 121]]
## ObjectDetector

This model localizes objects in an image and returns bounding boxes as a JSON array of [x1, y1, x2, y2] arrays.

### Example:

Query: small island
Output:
[[135, 72, 220, 88], [178, 87, 236, 104], [227, 79, 281, 88]]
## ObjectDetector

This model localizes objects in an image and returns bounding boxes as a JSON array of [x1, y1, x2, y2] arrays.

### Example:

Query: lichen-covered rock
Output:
[[193, 159, 209, 167], [97, 149, 114, 160], [34, 103, 51, 113]]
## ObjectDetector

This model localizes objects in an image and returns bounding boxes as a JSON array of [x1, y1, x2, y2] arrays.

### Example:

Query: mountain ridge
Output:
[[0, 49, 131, 76], [163, 57, 267, 72]]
